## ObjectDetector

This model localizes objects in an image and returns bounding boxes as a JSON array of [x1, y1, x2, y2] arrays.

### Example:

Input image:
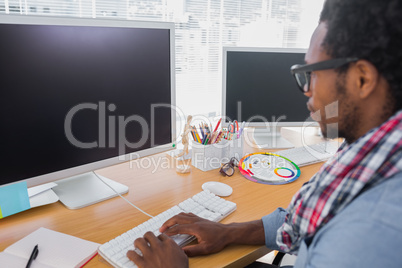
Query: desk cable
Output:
[[93, 171, 155, 218]]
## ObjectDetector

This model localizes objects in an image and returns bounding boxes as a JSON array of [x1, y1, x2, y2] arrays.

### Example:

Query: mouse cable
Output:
[[93, 171, 155, 218]]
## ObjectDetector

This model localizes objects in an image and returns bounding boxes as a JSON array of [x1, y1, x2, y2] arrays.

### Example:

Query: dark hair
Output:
[[320, 0, 402, 112]]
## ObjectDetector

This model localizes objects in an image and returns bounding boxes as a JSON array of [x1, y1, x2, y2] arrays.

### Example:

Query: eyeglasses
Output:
[[219, 157, 239, 177], [290, 57, 359, 93]]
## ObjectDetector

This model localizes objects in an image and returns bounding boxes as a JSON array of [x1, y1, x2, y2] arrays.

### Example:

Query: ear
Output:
[[352, 60, 380, 99]]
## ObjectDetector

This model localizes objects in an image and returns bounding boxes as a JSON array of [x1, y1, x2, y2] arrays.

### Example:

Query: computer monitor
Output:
[[0, 15, 176, 209], [222, 47, 316, 149]]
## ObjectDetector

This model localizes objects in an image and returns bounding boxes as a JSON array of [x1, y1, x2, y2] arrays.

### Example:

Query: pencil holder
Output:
[[191, 138, 244, 171], [191, 140, 227, 171], [222, 138, 244, 163]]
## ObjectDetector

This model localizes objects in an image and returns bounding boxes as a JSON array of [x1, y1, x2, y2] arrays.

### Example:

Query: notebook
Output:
[[0, 227, 100, 268]]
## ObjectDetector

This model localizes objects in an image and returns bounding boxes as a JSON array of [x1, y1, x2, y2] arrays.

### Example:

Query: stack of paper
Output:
[[0, 227, 100, 268]]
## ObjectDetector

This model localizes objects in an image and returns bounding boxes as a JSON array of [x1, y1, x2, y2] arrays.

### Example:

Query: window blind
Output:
[[0, 0, 324, 118]]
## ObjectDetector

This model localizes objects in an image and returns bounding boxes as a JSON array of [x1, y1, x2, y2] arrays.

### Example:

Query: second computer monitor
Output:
[[222, 47, 313, 148]]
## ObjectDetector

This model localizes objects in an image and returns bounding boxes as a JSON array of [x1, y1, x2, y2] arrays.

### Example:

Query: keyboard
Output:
[[276, 141, 339, 167], [98, 191, 237, 268]]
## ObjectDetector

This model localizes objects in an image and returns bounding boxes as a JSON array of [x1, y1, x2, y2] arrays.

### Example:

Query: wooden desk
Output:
[[0, 131, 325, 267]]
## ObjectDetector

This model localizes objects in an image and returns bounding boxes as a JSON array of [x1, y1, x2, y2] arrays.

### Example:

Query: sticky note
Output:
[[0, 181, 31, 218]]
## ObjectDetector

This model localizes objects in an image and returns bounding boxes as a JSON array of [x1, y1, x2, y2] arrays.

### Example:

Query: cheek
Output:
[[323, 101, 340, 121], [315, 96, 340, 123], [311, 78, 339, 115]]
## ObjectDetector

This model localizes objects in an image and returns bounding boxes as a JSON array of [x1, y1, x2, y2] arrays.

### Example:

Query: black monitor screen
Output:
[[0, 21, 172, 185], [225, 50, 309, 123]]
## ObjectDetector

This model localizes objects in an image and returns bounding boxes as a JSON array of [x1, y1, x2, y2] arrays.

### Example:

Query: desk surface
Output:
[[0, 129, 325, 267]]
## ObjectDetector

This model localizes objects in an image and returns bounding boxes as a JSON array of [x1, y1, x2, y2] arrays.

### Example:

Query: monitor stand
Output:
[[52, 172, 129, 209], [252, 127, 295, 149]]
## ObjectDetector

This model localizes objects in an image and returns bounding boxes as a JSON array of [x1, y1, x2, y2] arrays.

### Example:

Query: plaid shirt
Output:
[[277, 110, 402, 253]]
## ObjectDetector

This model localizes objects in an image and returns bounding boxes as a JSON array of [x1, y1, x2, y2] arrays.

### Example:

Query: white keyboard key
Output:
[[117, 256, 131, 267], [153, 230, 161, 237], [123, 262, 136, 268], [100, 242, 111, 251]]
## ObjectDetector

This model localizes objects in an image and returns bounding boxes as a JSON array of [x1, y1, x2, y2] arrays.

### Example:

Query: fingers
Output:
[[163, 223, 200, 237], [127, 232, 162, 266], [134, 235, 149, 252], [127, 233, 178, 266], [132, 232, 160, 257], [182, 243, 210, 257], [127, 249, 144, 267], [159, 213, 199, 233], [157, 232, 170, 242], [143, 231, 161, 246]]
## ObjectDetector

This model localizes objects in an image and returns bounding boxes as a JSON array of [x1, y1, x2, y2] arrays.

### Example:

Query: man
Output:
[[127, 0, 402, 267]]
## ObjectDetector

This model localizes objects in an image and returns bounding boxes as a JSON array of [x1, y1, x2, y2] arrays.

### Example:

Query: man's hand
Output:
[[126, 232, 188, 268], [126, 212, 265, 267], [159, 213, 233, 257]]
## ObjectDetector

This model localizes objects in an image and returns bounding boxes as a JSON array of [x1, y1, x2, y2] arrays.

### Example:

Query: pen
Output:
[[213, 118, 222, 132], [26, 244, 39, 268]]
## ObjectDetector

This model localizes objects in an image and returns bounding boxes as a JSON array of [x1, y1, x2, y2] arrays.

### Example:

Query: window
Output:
[[0, 0, 324, 119]]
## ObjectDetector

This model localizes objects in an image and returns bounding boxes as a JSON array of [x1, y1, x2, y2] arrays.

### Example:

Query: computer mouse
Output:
[[202, 181, 233, 197]]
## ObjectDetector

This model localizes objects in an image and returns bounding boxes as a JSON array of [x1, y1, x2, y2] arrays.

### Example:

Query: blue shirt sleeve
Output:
[[261, 207, 288, 251]]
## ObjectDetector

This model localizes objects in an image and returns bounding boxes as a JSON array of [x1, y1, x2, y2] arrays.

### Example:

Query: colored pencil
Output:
[[213, 118, 222, 132]]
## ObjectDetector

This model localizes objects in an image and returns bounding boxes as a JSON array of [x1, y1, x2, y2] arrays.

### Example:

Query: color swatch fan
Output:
[[239, 152, 300, 185]]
